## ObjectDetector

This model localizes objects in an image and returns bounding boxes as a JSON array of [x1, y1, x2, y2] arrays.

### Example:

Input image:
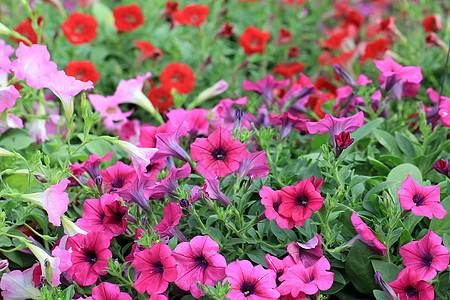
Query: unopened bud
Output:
[[0, 259, 8, 272]]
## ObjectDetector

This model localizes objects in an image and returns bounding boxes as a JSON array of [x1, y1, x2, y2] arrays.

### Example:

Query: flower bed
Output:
[[0, 0, 448, 299]]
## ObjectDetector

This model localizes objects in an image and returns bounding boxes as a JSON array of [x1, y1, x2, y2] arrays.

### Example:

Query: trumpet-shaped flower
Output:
[[21, 178, 70, 226], [0, 85, 20, 113], [85, 282, 132, 300], [439, 96, 450, 127], [351, 212, 387, 256], [153, 202, 186, 242], [173, 235, 227, 298], [399, 230, 449, 281], [112, 139, 158, 176], [236, 151, 270, 181], [191, 127, 248, 179], [101, 161, 137, 192], [242, 74, 289, 106], [397, 175, 446, 219], [389, 268, 434, 300], [1, 264, 41, 300], [0, 112, 23, 134], [41, 70, 93, 119], [260, 185, 294, 229], [287, 234, 323, 268], [27, 244, 71, 286]]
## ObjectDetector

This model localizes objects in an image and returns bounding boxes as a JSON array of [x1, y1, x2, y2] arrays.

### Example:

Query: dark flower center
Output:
[[296, 194, 309, 207], [112, 178, 125, 189], [194, 256, 209, 269], [240, 280, 256, 296], [85, 250, 98, 265], [74, 25, 84, 34], [412, 194, 425, 206], [100, 213, 105, 224], [154, 260, 164, 274], [172, 74, 181, 83], [125, 14, 136, 23], [212, 147, 227, 161], [406, 286, 419, 297], [273, 201, 281, 213], [422, 252, 433, 267], [276, 271, 283, 286]]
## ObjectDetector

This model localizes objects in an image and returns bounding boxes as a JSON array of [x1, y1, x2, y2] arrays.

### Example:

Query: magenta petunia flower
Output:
[[112, 139, 158, 176], [306, 111, 364, 146], [72, 150, 113, 188], [260, 185, 294, 229], [191, 127, 248, 179], [0, 85, 20, 113], [21, 178, 70, 227], [101, 161, 137, 192], [166, 108, 210, 136], [287, 234, 323, 268], [397, 175, 446, 219], [66, 232, 112, 286], [147, 163, 191, 200], [242, 74, 290, 106], [278, 257, 334, 297], [399, 230, 449, 281], [173, 235, 227, 298], [202, 178, 231, 206], [85, 282, 132, 300], [118, 176, 154, 210], [389, 268, 435, 300], [265, 254, 295, 294], [210, 97, 247, 130], [76, 193, 128, 238], [11, 42, 58, 89], [279, 178, 324, 226], [236, 151, 271, 181], [225, 259, 280, 299], [41, 70, 94, 119], [433, 159, 449, 178], [350, 212, 387, 256], [133, 242, 178, 295], [89, 93, 134, 126], [153, 122, 191, 162], [439, 96, 450, 127], [153, 202, 187, 242], [268, 112, 309, 140]]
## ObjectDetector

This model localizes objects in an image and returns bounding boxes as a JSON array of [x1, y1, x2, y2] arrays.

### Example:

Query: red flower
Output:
[[61, 12, 97, 45], [288, 46, 300, 59], [159, 63, 195, 94], [320, 28, 348, 50], [335, 131, 354, 149], [360, 38, 389, 62], [282, 0, 305, 5], [134, 40, 163, 61], [216, 22, 234, 38], [113, 4, 144, 32], [191, 127, 248, 179], [174, 4, 209, 26], [273, 62, 305, 78], [422, 15, 442, 33], [10, 17, 43, 45], [239, 26, 271, 56], [147, 86, 174, 113], [66, 60, 100, 84], [277, 28, 293, 45]]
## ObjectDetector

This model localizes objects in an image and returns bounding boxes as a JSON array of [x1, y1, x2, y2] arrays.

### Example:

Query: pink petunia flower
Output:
[[147, 163, 190, 200], [76, 193, 128, 238], [0, 85, 20, 113], [11, 42, 58, 89], [133, 242, 178, 295], [399, 230, 449, 281], [306, 111, 364, 146], [278, 257, 334, 297], [389, 268, 434, 300], [0, 112, 23, 134], [397, 175, 446, 219], [111, 139, 158, 176], [279, 178, 324, 226], [209, 97, 248, 130], [259, 186, 294, 229], [265, 254, 296, 296], [41, 70, 93, 119], [236, 151, 270, 181], [66, 231, 112, 286], [242, 74, 290, 106], [153, 202, 187, 242], [166, 108, 210, 136], [71, 150, 113, 188], [225, 259, 280, 299], [21, 178, 70, 226], [268, 112, 309, 140], [287, 234, 323, 268], [85, 282, 132, 300], [350, 212, 387, 256], [153, 122, 191, 162], [1, 263, 41, 299], [191, 127, 248, 179], [439, 96, 450, 127], [173, 235, 227, 298], [89, 94, 134, 128], [101, 161, 137, 192]]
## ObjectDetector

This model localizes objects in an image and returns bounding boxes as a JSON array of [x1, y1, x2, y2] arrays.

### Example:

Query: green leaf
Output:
[[0, 129, 35, 150], [61, 285, 75, 300], [395, 132, 416, 158], [368, 156, 390, 175], [373, 129, 402, 156], [322, 268, 347, 294], [373, 290, 392, 300], [386, 163, 422, 184], [363, 181, 397, 202], [430, 196, 450, 235], [344, 239, 378, 294], [371, 260, 401, 283], [247, 249, 268, 268]]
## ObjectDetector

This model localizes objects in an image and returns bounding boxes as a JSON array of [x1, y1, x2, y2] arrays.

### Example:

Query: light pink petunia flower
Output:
[[11, 42, 58, 89], [21, 178, 70, 226], [112, 139, 158, 176], [41, 70, 93, 119], [0, 85, 20, 112], [0, 112, 23, 134], [397, 175, 446, 219], [1, 263, 41, 300], [173, 235, 227, 298], [399, 230, 449, 281], [225, 259, 280, 299]]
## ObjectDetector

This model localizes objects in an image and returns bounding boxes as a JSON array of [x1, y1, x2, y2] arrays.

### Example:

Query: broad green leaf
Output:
[[247, 249, 268, 268], [368, 156, 390, 175], [363, 181, 397, 202], [373, 290, 392, 300], [371, 260, 401, 283], [373, 129, 402, 156], [344, 239, 378, 294], [386, 163, 422, 184]]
